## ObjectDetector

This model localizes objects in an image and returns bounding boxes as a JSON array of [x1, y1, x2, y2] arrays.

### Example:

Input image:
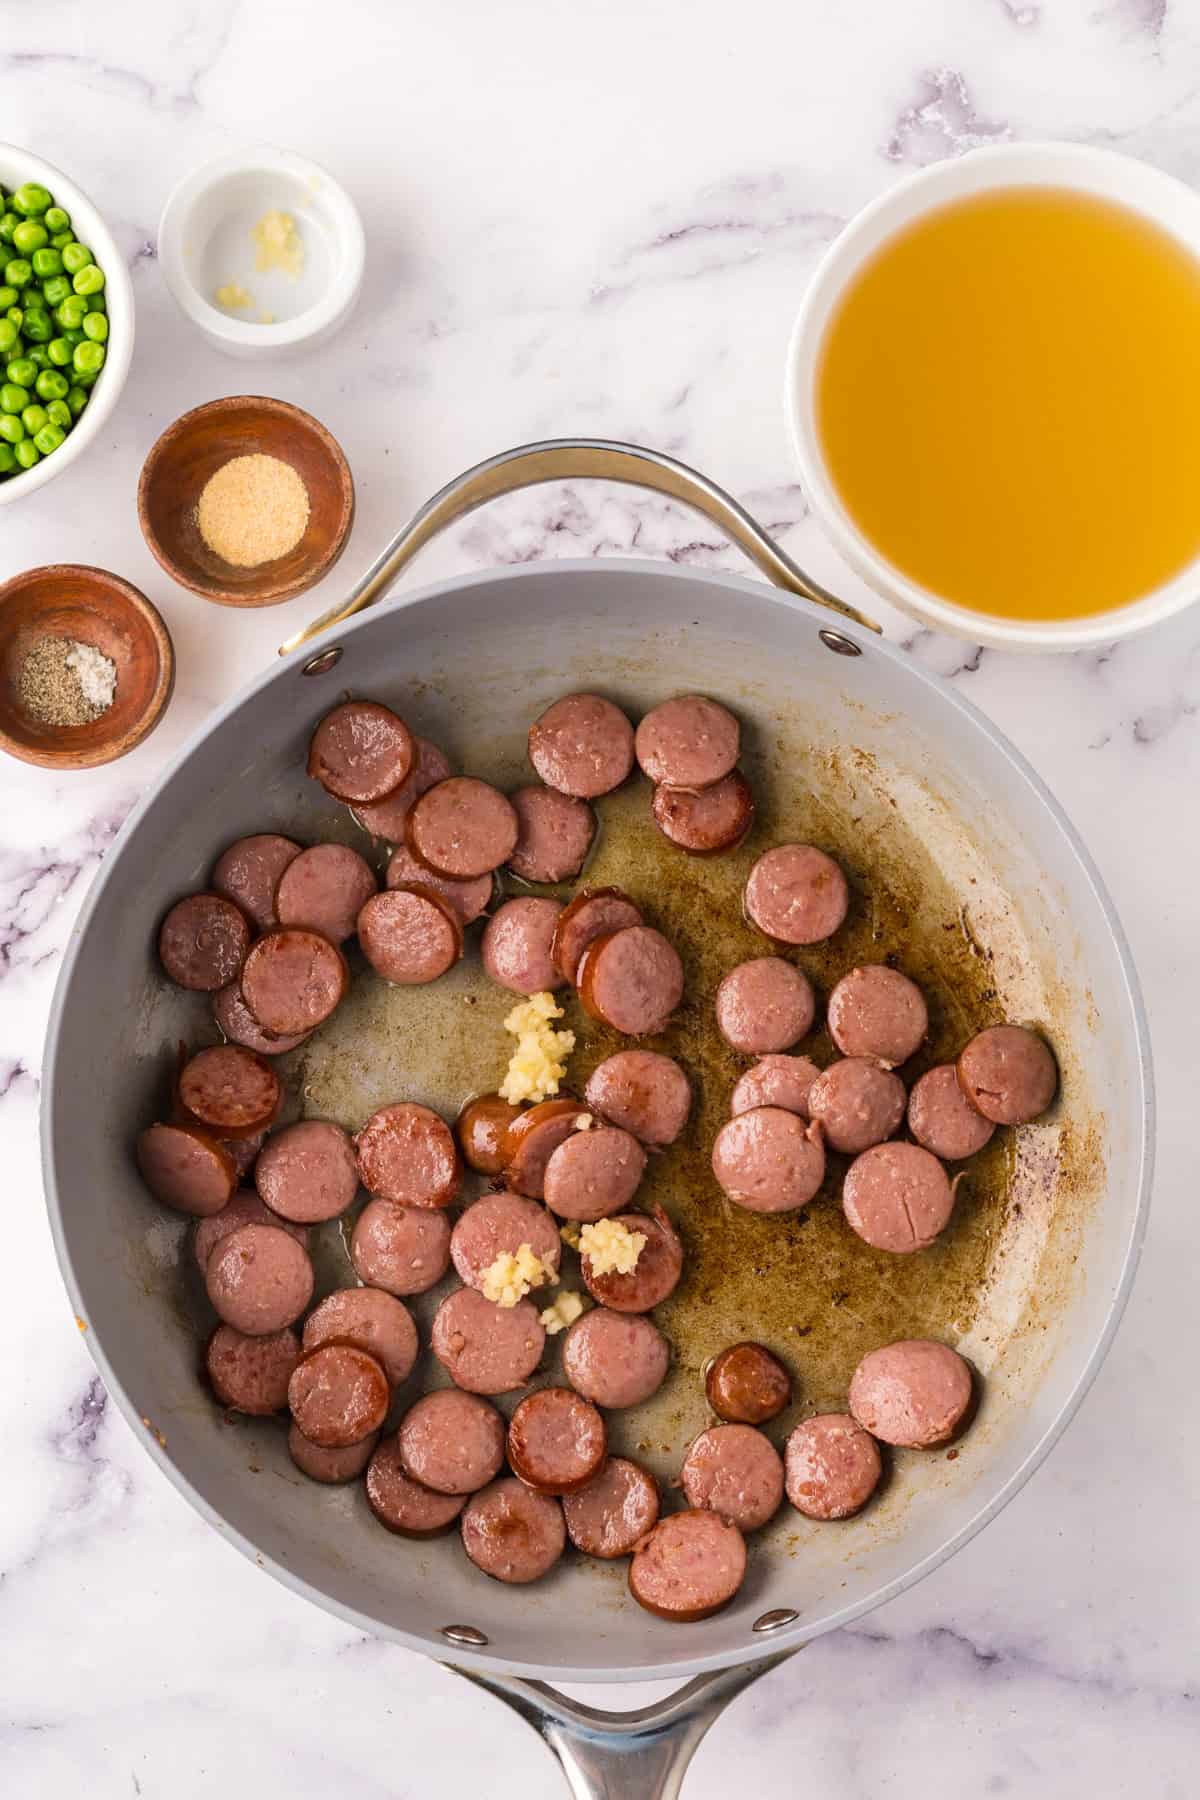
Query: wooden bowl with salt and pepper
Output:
[[137, 395, 355, 606], [0, 564, 174, 769]]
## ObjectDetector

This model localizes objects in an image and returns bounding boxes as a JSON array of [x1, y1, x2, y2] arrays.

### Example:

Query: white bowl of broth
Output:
[[786, 142, 1200, 649]]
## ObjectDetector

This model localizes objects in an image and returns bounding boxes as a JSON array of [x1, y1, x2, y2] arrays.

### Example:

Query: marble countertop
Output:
[[3, 3, 1198, 1794]]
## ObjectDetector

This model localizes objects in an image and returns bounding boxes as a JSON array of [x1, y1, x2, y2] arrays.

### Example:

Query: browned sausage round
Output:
[[385, 844, 493, 924], [681, 1423, 784, 1531], [651, 770, 754, 855], [563, 1458, 660, 1558], [193, 1189, 308, 1271], [255, 1119, 358, 1223], [628, 1509, 746, 1621], [827, 965, 927, 1067], [308, 699, 415, 803], [431, 1287, 545, 1393], [159, 892, 250, 991], [461, 1477, 566, 1583], [366, 1436, 467, 1537], [507, 1387, 607, 1495], [206, 1324, 300, 1414], [213, 983, 311, 1057], [406, 777, 519, 879], [784, 1414, 883, 1519], [205, 1222, 314, 1335], [351, 736, 451, 841], [744, 843, 849, 945], [456, 1093, 523, 1174], [562, 1307, 670, 1408], [578, 926, 684, 1037], [240, 928, 348, 1036], [178, 1044, 282, 1137], [275, 843, 378, 944], [543, 1125, 647, 1221], [287, 1343, 390, 1448], [705, 1342, 791, 1424], [584, 1049, 691, 1147], [288, 1423, 380, 1484], [481, 896, 565, 995], [219, 1130, 265, 1183], [551, 887, 643, 982], [729, 1054, 820, 1120], [505, 1098, 595, 1200], [908, 1064, 996, 1160], [635, 695, 740, 788], [508, 785, 596, 883], [711, 1108, 825, 1213], [211, 833, 301, 932], [350, 1199, 452, 1296], [450, 1190, 562, 1290], [302, 1286, 419, 1387], [849, 1339, 974, 1447], [842, 1142, 956, 1253], [715, 957, 816, 1054], [357, 886, 463, 985], [528, 693, 635, 798], [398, 1389, 506, 1493], [136, 1122, 236, 1216], [354, 1102, 461, 1207], [957, 1025, 1058, 1125], [580, 1202, 683, 1312], [807, 1057, 906, 1155]]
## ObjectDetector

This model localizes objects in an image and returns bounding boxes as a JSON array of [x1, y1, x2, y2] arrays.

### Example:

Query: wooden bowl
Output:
[[137, 395, 355, 607], [0, 565, 175, 769]]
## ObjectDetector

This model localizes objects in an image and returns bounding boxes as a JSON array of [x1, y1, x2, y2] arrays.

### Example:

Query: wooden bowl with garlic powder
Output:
[[137, 395, 354, 607]]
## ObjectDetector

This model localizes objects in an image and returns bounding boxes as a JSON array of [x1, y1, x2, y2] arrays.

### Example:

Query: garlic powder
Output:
[[480, 1242, 556, 1308], [499, 991, 576, 1104], [578, 1217, 646, 1276]]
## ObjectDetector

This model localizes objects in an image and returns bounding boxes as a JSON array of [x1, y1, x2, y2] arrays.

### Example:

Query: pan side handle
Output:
[[453, 1652, 793, 1800], [278, 437, 879, 655]]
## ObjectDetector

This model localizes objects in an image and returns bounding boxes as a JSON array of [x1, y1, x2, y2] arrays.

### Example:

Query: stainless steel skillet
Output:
[[42, 441, 1152, 1798]]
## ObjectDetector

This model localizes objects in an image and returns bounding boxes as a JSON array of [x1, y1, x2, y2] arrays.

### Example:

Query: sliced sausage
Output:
[[507, 1387, 607, 1495], [651, 770, 754, 854], [957, 1025, 1058, 1125], [461, 1477, 566, 1583], [193, 1189, 308, 1271], [848, 1339, 974, 1448], [178, 1045, 281, 1137], [206, 1323, 300, 1414], [908, 1064, 996, 1160], [583, 1050, 691, 1148], [211, 833, 301, 932], [505, 1098, 595, 1200], [302, 1286, 419, 1387], [385, 844, 493, 924], [431, 1287, 545, 1393], [562, 1308, 670, 1408], [456, 1093, 523, 1174], [551, 886, 643, 983], [307, 699, 415, 804], [358, 886, 463, 985], [366, 1436, 468, 1537], [563, 1458, 660, 1558], [544, 1126, 646, 1222], [159, 892, 250, 991], [827, 965, 927, 1067], [255, 1119, 358, 1223], [508, 785, 596, 883], [784, 1414, 882, 1519], [578, 925, 684, 1037], [729, 1054, 819, 1120], [205, 1222, 314, 1335], [807, 1057, 906, 1155], [213, 983, 311, 1057], [289, 1423, 380, 1484], [351, 736, 452, 841], [842, 1141, 956, 1253], [481, 896, 566, 995], [275, 843, 377, 945], [681, 1423, 784, 1531], [287, 1344, 390, 1448], [744, 844, 849, 946], [219, 1130, 266, 1183], [528, 693, 635, 798], [240, 928, 348, 1036], [705, 1342, 791, 1424], [354, 1102, 461, 1207], [450, 1191, 562, 1290], [398, 1389, 506, 1493], [581, 1203, 683, 1313], [406, 777, 519, 879], [350, 1199, 452, 1296], [711, 1108, 825, 1213], [629, 1509, 746, 1621], [715, 957, 815, 1054], [136, 1122, 236, 1217], [635, 695, 740, 788]]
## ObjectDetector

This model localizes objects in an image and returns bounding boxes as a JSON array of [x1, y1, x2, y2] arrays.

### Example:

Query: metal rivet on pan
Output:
[[818, 629, 862, 658], [441, 1624, 490, 1647], [302, 646, 344, 676], [752, 1608, 800, 1634]]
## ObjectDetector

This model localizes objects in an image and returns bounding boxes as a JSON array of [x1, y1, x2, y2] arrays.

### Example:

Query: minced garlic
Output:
[[252, 208, 305, 277], [540, 1291, 587, 1335], [499, 991, 576, 1104], [559, 1221, 582, 1251], [480, 1242, 556, 1308], [214, 281, 253, 311], [579, 1217, 646, 1276]]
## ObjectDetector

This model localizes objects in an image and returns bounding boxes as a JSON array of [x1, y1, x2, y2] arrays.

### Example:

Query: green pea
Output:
[[0, 412, 24, 442], [45, 398, 71, 428], [85, 293, 106, 314], [47, 336, 72, 366], [13, 182, 52, 216], [66, 384, 88, 416], [50, 229, 73, 250], [35, 367, 68, 400], [43, 205, 70, 233], [12, 220, 47, 255], [0, 212, 17, 243], [71, 263, 105, 296], [63, 327, 83, 346], [55, 294, 87, 329], [82, 311, 108, 343], [73, 364, 99, 389], [0, 318, 17, 355], [61, 241, 91, 275], [6, 307, 23, 331], [0, 442, 15, 474], [72, 340, 105, 376], [33, 422, 64, 455], [22, 307, 51, 343], [7, 357, 36, 386], [41, 275, 70, 307], [0, 287, 15, 311], [28, 347, 49, 370], [4, 259, 32, 289], [32, 247, 62, 278], [21, 403, 47, 433], [0, 382, 28, 412], [13, 437, 40, 468]]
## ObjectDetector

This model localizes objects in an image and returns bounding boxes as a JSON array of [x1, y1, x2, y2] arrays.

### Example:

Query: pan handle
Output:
[[278, 437, 880, 655], [452, 1652, 792, 1800]]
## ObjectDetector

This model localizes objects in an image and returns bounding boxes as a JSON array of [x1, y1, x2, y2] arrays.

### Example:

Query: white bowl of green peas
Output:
[[0, 145, 134, 503]]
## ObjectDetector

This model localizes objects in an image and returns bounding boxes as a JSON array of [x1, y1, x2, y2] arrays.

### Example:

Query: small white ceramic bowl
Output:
[[786, 141, 1200, 651], [0, 144, 135, 508], [158, 148, 365, 359]]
